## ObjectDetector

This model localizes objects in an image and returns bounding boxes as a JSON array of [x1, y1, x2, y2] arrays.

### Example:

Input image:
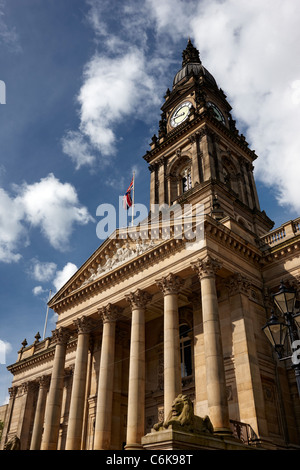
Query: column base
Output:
[[124, 443, 144, 451], [213, 427, 233, 437]]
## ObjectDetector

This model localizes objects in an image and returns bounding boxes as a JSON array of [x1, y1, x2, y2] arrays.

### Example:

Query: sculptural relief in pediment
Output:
[[81, 238, 159, 287]]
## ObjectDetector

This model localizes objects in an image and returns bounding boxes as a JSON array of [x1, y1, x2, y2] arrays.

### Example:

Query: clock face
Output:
[[170, 101, 192, 127], [207, 102, 225, 124]]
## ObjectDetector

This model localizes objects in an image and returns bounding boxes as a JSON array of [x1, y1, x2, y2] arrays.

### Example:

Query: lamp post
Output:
[[262, 281, 300, 397]]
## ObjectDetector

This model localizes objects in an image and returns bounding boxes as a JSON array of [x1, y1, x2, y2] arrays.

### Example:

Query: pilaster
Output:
[[225, 273, 269, 442]]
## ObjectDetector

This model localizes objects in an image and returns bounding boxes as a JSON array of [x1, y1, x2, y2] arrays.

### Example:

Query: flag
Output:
[[123, 176, 134, 210]]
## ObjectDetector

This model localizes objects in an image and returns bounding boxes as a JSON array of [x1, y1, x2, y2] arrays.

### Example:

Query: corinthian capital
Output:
[[156, 273, 184, 295], [125, 289, 152, 310], [73, 316, 95, 335], [52, 327, 71, 345], [98, 303, 123, 324], [191, 255, 222, 280]]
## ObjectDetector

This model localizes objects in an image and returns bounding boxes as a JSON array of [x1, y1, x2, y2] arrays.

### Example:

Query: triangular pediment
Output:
[[48, 228, 163, 308]]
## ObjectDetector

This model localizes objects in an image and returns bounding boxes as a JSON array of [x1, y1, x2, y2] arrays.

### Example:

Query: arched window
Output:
[[180, 324, 192, 377], [181, 167, 192, 193]]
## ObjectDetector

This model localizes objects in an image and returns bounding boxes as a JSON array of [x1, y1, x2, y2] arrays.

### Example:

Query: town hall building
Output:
[[1, 40, 300, 450]]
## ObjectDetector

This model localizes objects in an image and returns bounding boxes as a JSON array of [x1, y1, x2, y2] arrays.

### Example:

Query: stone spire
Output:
[[182, 38, 201, 66]]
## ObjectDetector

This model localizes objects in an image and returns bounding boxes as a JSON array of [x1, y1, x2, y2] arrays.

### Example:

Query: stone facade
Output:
[[1, 41, 300, 450]]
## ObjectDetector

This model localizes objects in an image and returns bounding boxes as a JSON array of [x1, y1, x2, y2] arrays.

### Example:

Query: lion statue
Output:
[[153, 394, 214, 435], [3, 435, 21, 450]]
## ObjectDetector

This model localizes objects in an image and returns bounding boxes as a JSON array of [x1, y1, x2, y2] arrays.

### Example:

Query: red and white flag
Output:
[[123, 176, 134, 210]]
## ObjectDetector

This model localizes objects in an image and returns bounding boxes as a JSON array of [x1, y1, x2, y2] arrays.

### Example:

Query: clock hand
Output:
[[175, 112, 185, 119]]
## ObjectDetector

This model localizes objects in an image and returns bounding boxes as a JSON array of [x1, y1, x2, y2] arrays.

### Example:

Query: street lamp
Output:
[[262, 310, 288, 359], [262, 281, 300, 396]]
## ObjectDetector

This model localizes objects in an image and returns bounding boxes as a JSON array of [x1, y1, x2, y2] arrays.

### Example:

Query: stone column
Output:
[[41, 327, 70, 450], [125, 289, 152, 450], [30, 376, 50, 450], [192, 256, 231, 434], [156, 273, 184, 419], [0, 386, 17, 449], [65, 316, 94, 450], [94, 304, 122, 450]]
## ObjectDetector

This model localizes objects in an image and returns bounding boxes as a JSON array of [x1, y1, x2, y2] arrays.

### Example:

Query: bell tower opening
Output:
[[144, 39, 273, 237]]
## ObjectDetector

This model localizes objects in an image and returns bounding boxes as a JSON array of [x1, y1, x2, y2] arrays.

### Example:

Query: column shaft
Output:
[[65, 317, 91, 450], [125, 289, 151, 449], [193, 256, 231, 434], [30, 377, 49, 450], [156, 274, 183, 419], [163, 292, 181, 417], [94, 305, 120, 450], [126, 306, 145, 448], [41, 328, 70, 450]]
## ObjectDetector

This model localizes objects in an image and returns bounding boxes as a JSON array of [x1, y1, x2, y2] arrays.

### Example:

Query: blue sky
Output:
[[0, 0, 300, 405]]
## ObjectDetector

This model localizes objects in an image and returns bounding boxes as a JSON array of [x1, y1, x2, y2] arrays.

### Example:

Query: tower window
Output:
[[180, 324, 192, 377], [182, 167, 192, 193]]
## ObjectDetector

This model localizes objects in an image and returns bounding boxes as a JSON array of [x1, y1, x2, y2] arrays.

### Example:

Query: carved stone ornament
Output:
[[225, 273, 251, 297], [156, 273, 184, 295], [37, 375, 51, 389], [98, 303, 123, 324], [81, 239, 159, 288], [51, 327, 71, 345], [191, 255, 222, 280], [73, 315, 95, 335], [8, 386, 18, 399], [152, 394, 214, 435], [125, 289, 152, 310]]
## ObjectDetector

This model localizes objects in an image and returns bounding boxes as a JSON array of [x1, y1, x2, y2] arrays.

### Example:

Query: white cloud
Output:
[[0, 188, 26, 263], [0, 339, 12, 364], [32, 285, 47, 296], [30, 259, 57, 282], [16, 173, 94, 251], [61, 130, 96, 170], [0, 173, 94, 263], [63, 47, 161, 167], [53, 262, 78, 293], [32, 260, 78, 297]]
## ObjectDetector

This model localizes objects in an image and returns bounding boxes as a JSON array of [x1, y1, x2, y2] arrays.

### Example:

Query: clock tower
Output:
[[144, 39, 273, 237]]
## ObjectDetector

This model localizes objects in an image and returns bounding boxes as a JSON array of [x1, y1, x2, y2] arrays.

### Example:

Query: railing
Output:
[[259, 217, 300, 250], [229, 419, 257, 445]]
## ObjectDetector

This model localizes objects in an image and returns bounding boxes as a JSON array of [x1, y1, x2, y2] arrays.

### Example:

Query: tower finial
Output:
[[182, 38, 201, 66]]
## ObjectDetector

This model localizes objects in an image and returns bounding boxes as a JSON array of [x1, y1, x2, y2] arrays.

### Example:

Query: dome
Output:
[[173, 39, 217, 88], [173, 63, 217, 88]]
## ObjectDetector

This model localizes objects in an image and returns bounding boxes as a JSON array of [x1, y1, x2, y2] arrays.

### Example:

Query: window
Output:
[[180, 324, 192, 377], [182, 167, 192, 193]]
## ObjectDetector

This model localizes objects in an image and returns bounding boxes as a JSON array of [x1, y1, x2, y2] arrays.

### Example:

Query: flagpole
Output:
[[131, 171, 135, 226], [43, 289, 52, 340]]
